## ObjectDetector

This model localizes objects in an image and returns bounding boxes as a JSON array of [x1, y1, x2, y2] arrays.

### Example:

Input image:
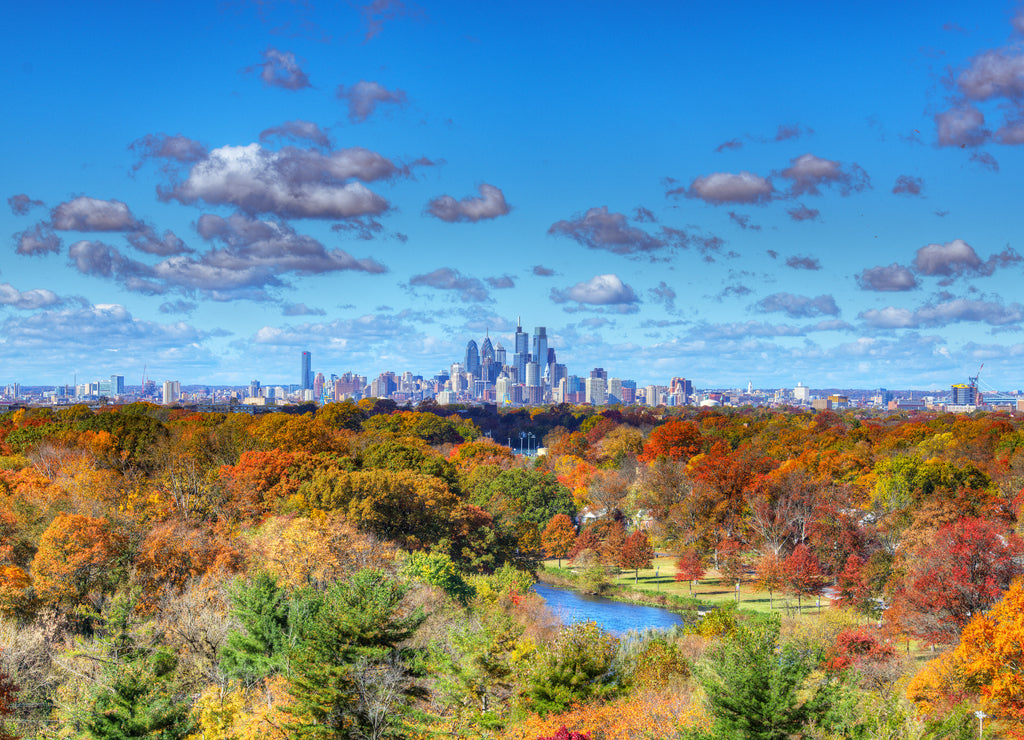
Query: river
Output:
[[533, 582, 688, 635]]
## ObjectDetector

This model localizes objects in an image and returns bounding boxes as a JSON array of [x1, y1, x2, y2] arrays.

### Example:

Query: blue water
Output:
[[533, 582, 688, 635]]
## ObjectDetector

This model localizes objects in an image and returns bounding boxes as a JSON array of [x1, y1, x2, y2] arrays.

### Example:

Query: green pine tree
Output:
[[285, 568, 425, 739]]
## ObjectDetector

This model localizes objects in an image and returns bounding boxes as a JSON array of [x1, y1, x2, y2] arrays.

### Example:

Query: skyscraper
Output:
[[465, 339, 481, 380], [301, 351, 312, 390], [532, 327, 548, 379], [513, 318, 529, 383]]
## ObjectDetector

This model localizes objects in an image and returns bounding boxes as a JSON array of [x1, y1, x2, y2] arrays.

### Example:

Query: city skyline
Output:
[[5, 2, 1024, 389]]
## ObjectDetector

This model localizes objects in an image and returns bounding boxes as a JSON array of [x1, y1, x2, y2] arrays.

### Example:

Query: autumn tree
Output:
[[526, 621, 619, 715], [783, 544, 825, 613], [754, 552, 786, 609], [637, 419, 703, 464], [894, 516, 1023, 644], [674, 549, 705, 597], [0, 658, 15, 740], [31, 512, 125, 612], [541, 514, 576, 568], [620, 530, 654, 583], [832, 554, 877, 617]]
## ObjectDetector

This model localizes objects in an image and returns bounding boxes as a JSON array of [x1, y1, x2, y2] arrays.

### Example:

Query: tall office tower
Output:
[[495, 376, 511, 404], [480, 334, 495, 364], [646, 385, 659, 406], [465, 340, 481, 380], [494, 342, 506, 367], [546, 348, 557, 383], [313, 372, 325, 400], [590, 367, 608, 382], [585, 376, 606, 405], [525, 361, 540, 389], [514, 318, 529, 381], [249, 379, 261, 399], [110, 375, 125, 395], [480, 333, 497, 383], [163, 380, 181, 405], [552, 363, 568, 388], [608, 378, 623, 404], [532, 327, 548, 372], [301, 351, 312, 390]]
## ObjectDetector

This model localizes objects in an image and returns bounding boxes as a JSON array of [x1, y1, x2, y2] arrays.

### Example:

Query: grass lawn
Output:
[[543, 555, 830, 617]]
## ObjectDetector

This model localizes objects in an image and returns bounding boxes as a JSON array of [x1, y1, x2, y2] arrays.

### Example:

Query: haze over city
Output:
[[5, 1, 1024, 389]]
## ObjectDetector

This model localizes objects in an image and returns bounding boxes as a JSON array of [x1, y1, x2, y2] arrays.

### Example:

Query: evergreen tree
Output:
[[696, 612, 832, 740], [285, 568, 425, 739]]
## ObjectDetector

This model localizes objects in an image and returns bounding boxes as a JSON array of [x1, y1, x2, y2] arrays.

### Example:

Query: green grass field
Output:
[[544, 555, 830, 617]]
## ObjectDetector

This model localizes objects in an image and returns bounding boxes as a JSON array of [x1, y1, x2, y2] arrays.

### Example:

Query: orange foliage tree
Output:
[[638, 419, 703, 464], [541, 514, 576, 567], [30, 512, 125, 610]]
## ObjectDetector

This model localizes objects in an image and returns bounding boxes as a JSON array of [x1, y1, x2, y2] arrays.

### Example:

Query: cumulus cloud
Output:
[[548, 205, 723, 259], [409, 267, 490, 303], [126, 228, 191, 256], [912, 239, 1021, 281], [158, 300, 196, 314], [785, 255, 821, 270], [8, 194, 44, 215], [532, 265, 555, 276], [778, 153, 870, 196], [633, 206, 656, 222], [672, 171, 774, 205], [331, 217, 386, 240], [755, 292, 839, 318], [245, 48, 311, 90], [259, 120, 332, 148], [0, 283, 66, 310], [161, 144, 404, 219], [935, 104, 989, 147], [714, 283, 753, 301], [0, 303, 210, 351], [550, 273, 639, 306], [336, 80, 408, 122], [728, 212, 761, 230], [860, 298, 1024, 328], [956, 48, 1024, 102], [282, 302, 326, 316], [195, 212, 387, 275], [51, 196, 141, 232], [893, 174, 924, 196], [426, 183, 511, 223], [857, 263, 920, 291], [787, 204, 821, 221], [129, 133, 207, 172], [485, 274, 515, 289], [14, 222, 61, 256]]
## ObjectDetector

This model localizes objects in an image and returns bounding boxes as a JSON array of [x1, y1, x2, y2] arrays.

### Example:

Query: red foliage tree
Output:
[[674, 549, 705, 596], [620, 530, 655, 582], [824, 627, 897, 674], [537, 727, 592, 740], [0, 656, 16, 740], [568, 529, 601, 561], [687, 441, 775, 548], [638, 419, 703, 464], [833, 554, 876, 616], [896, 516, 1024, 644], [754, 552, 786, 609], [784, 543, 825, 612]]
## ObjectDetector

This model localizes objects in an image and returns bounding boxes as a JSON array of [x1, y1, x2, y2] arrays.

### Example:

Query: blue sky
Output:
[[4, 1, 1024, 390]]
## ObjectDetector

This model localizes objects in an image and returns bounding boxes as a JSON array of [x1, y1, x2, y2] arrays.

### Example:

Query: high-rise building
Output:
[[525, 361, 540, 388], [313, 372, 325, 400], [301, 351, 312, 390], [608, 378, 622, 404], [532, 327, 548, 377], [465, 340, 481, 380], [110, 375, 125, 395], [163, 380, 181, 405], [494, 342, 506, 367], [249, 379, 261, 399], [514, 318, 529, 382], [952, 383, 977, 405], [585, 376, 606, 405]]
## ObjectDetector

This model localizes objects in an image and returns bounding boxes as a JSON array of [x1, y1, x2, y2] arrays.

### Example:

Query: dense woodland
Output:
[[1, 400, 1024, 738]]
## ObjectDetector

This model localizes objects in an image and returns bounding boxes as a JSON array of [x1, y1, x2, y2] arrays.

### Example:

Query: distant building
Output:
[[301, 351, 312, 390], [794, 383, 811, 403], [952, 383, 978, 405]]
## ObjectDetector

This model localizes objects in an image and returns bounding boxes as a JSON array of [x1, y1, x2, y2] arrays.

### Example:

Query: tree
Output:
[[717, 538, 746, 593], [285, 569, 425, 739], [402, 551, 475, 605], [754, 552, 786, 610], [832, 554, 876, 617], [541, 514, 576, 568], [674, 549, 705, 597], [220, 572, 299, 683], [638, 419, 703, 464], [620, 530, 654, 583], [537, 728, 592, 740], [526, 621, 619, 715], [30, 512, 125, 611], [895, 516, 1024, 645], [696, 612, 832, 740], [0, 658, 16, 740], [83, 650, 196, 740], [783, 544, 825, 613]]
